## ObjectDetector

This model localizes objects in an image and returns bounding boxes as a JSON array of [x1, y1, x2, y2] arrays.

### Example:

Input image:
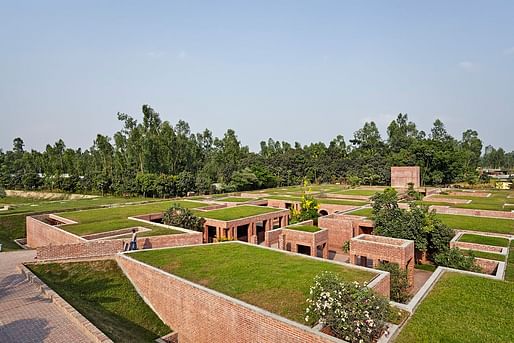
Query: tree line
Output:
[[1, 105, 512, 197]]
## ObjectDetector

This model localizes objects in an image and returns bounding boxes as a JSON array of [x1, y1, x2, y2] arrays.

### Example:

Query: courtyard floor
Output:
[[0, 250, 93, 343]]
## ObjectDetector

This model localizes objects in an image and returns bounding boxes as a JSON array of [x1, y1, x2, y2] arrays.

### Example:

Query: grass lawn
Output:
[[218, 197, 257, 202], [346, 208, 373, 218], [396, 273, 514, 343], [0, 196, 153, 217], [506, 240, 514, 282], [286, 225, 321, 233], [265, 195, 367, 206], [0, 196, 167, 250], [59, 200, 205, 236], [458, 233, 510, 247], [462, 250, 506, 262], [196, 205, 280, 221], [334, 189, 378, 196], [28, 260, 170, 342], [436, 214, 514, 235], [429, 191, 514, 211], [130, 243, 375, 323]]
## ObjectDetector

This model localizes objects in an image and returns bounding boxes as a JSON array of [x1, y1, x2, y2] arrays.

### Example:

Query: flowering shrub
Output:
[[305, 272, 389, 343], [290, 192, 320, 224]]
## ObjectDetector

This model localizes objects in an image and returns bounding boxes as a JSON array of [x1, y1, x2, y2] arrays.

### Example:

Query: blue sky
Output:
[[1, 1, 513, 152]]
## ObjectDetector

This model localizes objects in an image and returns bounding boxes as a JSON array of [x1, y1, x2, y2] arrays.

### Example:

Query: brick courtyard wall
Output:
[[116, 254, 342, 343], [423, 196, 471, 204], [318, 214, 374, 253], [350, 234, 415, 286], [36, 232, 203, 261], [391, 166, 420, 188], [265, 229, 282, 247], [320, 194, 370, 201], [430, 206, 514, 219], [447, 191, 491, 198], [368, 273, 390, 299], [317, 204, 359, 215], [450, 241, 504, 253], [27, 215, 85, 248], [475, 258, 499, 275]]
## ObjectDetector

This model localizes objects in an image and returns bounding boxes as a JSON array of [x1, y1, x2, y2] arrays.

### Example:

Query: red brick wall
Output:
[[391, 166, 420, 188], [318, 215, 362, 253], [35, 231, 203, 261], [450, 241, 503, 253], [27, 215, 84, 248], [116, 254, 338, 343], [430, 206, 514, 219], [475, 258, 499, 275], [368, 273, 390, 299]]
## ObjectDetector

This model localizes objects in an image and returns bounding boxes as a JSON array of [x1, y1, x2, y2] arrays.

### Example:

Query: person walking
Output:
[[129, 229, 138, 251]]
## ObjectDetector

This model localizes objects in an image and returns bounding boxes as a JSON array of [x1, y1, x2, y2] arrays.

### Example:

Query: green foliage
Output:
[[305, 271, 389, 342], [372, 189, 455, 260], [0, 185, 5, 198], [377, 262, 410, 303], [290, 191, 320, 224], [433, 248, 481, 272], [28, 260, 170, 342], [162, 204, 205, 232], [342, 240, 351, 253], [1, 110, 512, 196], [406, 182, 423, 201]]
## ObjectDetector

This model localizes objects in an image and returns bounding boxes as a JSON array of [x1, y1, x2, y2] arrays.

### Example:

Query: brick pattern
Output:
[[27, 214, 203, 261], [265, 227, 329, 258], [391, 166, 420, 188], [0, 250, 94, 343], [19, 264, 112, 343], [450, 241, 504, 253], [116, 254, 339, 343], [27, 215, 85, 248], [36, 232, 203, 261], [350, 234, 415, 286], [318, 214, 374, 253], [430, 205, 514, 219], [475, 258, 499, 274]]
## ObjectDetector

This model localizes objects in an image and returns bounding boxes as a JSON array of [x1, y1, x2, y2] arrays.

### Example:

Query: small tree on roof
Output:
[[163, 204, 205, 232]]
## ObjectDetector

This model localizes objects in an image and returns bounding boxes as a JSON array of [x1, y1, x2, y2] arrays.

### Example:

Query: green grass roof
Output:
[[286, 225, 321, 233], [396, 273, 514, 342], [196, 205, 281, 221], [130, 243, 375, 323], [58, 200, 206, 236]]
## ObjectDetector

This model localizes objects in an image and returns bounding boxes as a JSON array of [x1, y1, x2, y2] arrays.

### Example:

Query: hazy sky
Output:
[[1, 1, 513, 152]]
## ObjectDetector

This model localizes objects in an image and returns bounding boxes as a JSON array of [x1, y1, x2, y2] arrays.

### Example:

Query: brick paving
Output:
[[0, 250, 93, 343]]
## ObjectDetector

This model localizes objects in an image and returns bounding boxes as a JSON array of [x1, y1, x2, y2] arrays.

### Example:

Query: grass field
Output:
[[28, 260, 170, 342], [462, 250, 506, 261], [0, 196, 152, 216], [265, 195, 367, 206], [286, 225, 321, 232], [196, 205, 280, 221], [59, 200, 205, 236], [436, 214, 514, 235], [458, 233, 510, 247], [396, 273, 514, 342], [428, 191, 514, 212], [506, 240, 514, 282], [346, 207, 373, 218], [218, 197, 257, 202], [130, 243, 374, 323], [334, 189, 379, 196], [0, 196, 168, 250]]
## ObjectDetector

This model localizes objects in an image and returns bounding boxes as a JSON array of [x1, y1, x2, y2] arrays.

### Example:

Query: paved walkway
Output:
[[0, 250, 93, 343]]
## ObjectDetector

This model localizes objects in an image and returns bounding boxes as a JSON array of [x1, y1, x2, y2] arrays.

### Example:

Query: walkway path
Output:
[[0, 250, 93, 343]]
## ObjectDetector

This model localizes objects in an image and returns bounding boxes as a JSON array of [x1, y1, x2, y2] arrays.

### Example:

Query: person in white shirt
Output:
[[129, 229, 138, 250]]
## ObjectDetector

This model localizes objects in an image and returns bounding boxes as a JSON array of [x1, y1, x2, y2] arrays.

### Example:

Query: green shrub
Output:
[[377, 262, 410, 303], [162, 204, 205, 232], [433, 248, 481, 273], [0, 185, 5, 198], [342, 240, 351, 253], [290, 191, 319, 224], [305, 271, 389, 342]]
